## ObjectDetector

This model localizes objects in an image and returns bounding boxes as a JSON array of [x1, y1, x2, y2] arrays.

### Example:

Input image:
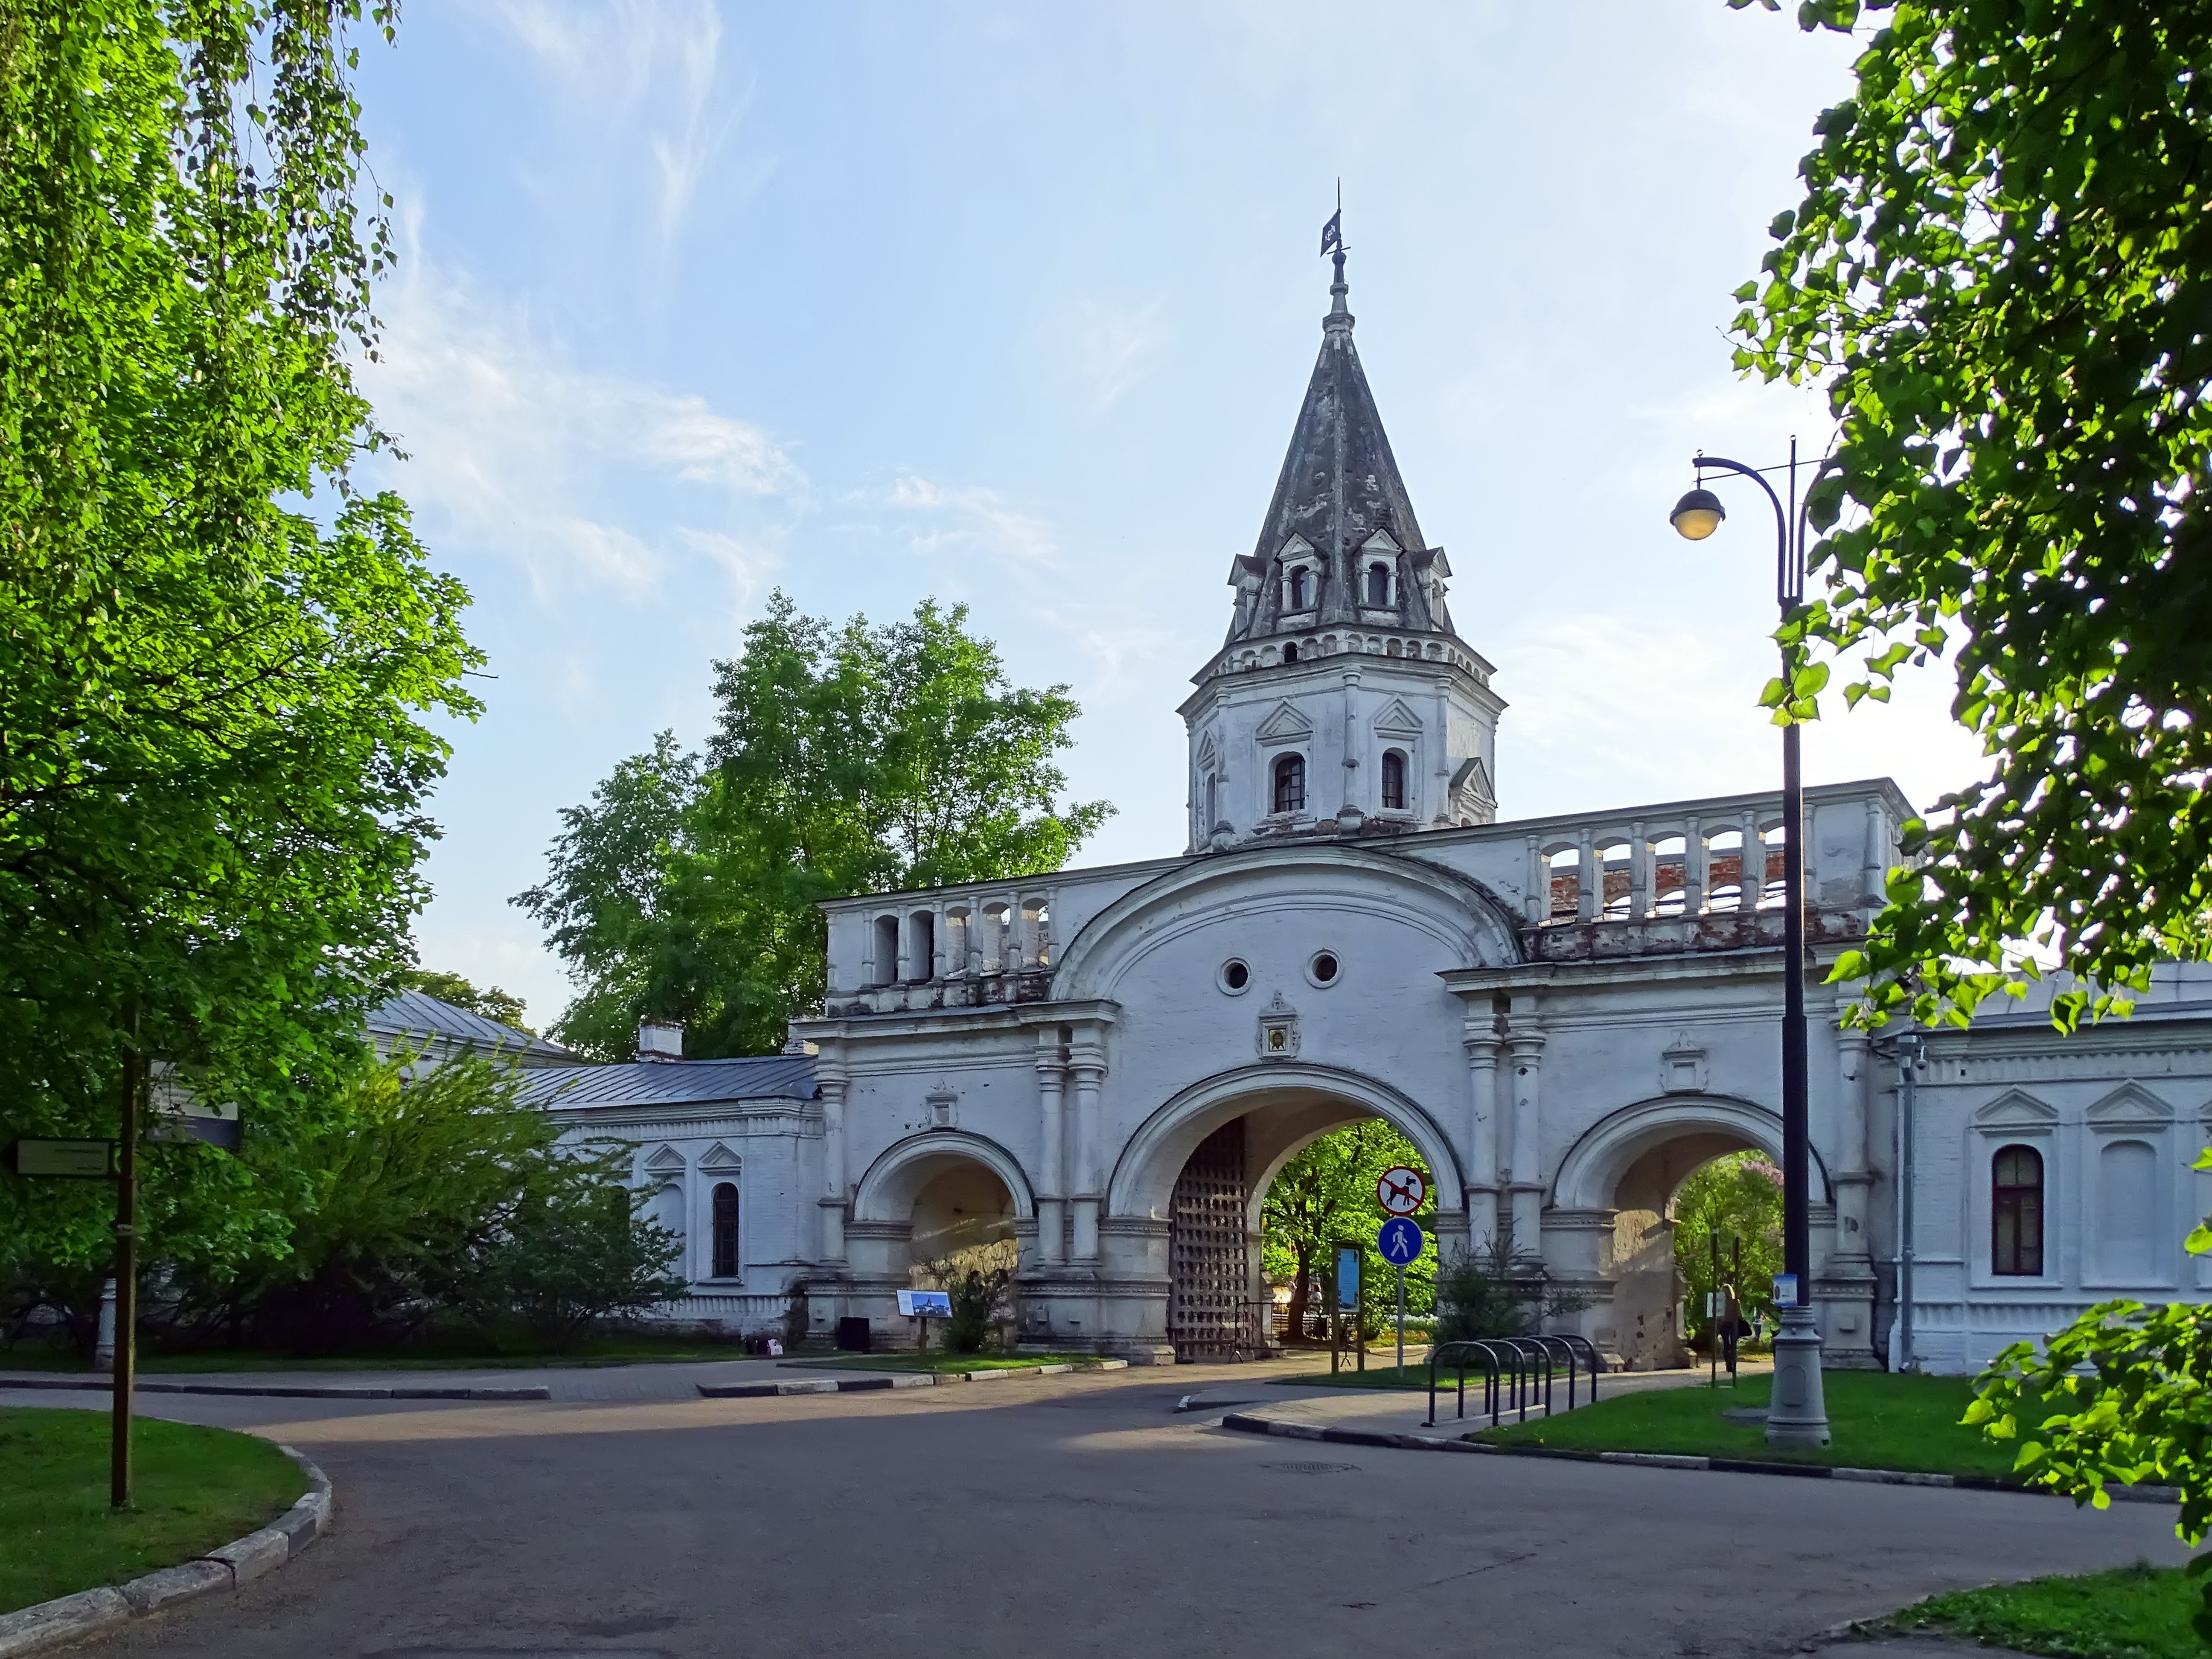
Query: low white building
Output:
[[536, 263, 2212, 1371]]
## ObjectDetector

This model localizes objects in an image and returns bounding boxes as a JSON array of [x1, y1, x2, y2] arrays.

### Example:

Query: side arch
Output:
[[851, 1129, 1037, 1226], [1550, 1093, 1833, 1212], [1106, 1062, 1466, 1224]]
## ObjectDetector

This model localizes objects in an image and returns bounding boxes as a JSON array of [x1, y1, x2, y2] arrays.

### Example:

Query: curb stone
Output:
[[0, 1375, 547, 1402], [699, 1359, 1128, 1399], [0, 1444, 332, 1659], [1215, 1410, 2182, 1505]]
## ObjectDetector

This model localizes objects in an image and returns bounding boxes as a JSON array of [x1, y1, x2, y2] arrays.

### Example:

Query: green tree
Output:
[[0, 3, 480, 1276], [1731, 0, 2212, 1033], [399, 969, 532, 1034], [1260, 1121, 1432, 1342], [457, 1181, 684, 1353], [1672, 1152, 1784, 1346], [517, 593, 1111, 1059]]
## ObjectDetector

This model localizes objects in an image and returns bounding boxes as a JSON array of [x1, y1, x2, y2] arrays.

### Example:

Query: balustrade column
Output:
[[1034, 1030, 1068, 1265], [1464, 1019, 1503, 1245], [1523, 836, 1546, 926], [1685, 816, 1707, 915], [931, 903, 949, 979], [1629, 820, 1650, 920], [1576, 829, 1598, 921], [1740, 810, 1763, 906]]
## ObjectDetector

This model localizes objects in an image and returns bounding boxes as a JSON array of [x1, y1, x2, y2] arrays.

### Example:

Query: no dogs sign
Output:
[[1376, 1166, 1426, 1216]]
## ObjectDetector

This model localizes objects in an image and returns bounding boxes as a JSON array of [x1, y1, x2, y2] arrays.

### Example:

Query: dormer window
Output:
[[1366, 562, 1391, 606], [1272, 754, 1306, 814], [1286, 567, 1310, 610]]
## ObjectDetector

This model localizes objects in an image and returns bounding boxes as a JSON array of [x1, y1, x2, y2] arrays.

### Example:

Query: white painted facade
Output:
[[536, 270, 2212, 1371]]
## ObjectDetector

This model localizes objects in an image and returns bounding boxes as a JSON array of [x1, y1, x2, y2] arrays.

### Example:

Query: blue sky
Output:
[[353, 2, 1981, 1029]]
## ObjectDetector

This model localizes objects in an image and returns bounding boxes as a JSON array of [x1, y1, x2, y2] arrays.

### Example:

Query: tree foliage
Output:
[[1673, 1152, 1784, 1339], [1731, 0, 2212, 1030], [0, 2, 479, 1270], [517, 593, 1111, 1059], [1260, 1120, 1434, 1340], [1970, 1148, 2212, 1639]]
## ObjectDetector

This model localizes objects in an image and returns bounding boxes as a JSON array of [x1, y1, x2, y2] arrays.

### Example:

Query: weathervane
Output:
[[1320, 179, 1345, 285]]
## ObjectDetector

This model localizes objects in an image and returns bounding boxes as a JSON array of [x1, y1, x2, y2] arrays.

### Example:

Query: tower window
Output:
[[1272, 754, 1306, 815], [1205, 772, 1218, 829], [1992, 1144, 2043, 1276], [1287, 567, 1310, 610], [711, 1182, 740, 1278], [1283, 641, 1298, 664], [1367, 562, 1390, 606], [1381, 749, 1406, 811]]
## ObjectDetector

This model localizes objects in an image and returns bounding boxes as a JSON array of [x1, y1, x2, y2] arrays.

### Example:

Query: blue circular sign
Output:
[[1376, 1216, 1425, 1266]]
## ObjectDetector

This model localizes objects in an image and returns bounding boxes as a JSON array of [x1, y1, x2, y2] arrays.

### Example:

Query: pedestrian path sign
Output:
[[1376, 1217, 1424, 1266]]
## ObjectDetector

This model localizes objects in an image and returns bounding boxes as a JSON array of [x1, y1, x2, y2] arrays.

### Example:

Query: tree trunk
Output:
[[1286, 1241, 1313, 1342]]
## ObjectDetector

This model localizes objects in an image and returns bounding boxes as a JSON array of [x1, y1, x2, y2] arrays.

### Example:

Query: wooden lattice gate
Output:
[[1168, 1118, 1249, 1361]]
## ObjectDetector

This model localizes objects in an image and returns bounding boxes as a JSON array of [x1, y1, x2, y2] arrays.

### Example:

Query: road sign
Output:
[[1376, 1216, 1424, 1266], [1376, 1165, 1426, 1216], [1772, 1272, 1799, 1308], [7, 1140, 116, 1179]]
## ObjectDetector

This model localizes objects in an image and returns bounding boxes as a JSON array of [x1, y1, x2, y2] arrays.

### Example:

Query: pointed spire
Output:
[[1223, 228, 1453, 645]]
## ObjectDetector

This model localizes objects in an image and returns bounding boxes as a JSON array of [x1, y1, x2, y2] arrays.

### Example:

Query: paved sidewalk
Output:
[[0, 1355, 797, 1403], [1186, 1360, 1754, 1439]]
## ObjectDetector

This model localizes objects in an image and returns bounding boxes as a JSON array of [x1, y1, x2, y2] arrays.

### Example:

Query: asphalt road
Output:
[[17, 1368, 2189, 1659]]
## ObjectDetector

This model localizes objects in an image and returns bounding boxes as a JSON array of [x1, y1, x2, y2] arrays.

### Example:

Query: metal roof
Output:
[[518, 1055, 819, 1110], [367, 989, 580, 1064]]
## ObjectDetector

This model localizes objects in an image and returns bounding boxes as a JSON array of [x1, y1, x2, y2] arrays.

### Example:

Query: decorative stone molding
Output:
[[1256, 991, 1300, 1059], [1658, 1030, 1708, 1094]]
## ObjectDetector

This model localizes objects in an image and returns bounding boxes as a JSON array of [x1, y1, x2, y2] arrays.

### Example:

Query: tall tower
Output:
[[1179, 244, 1505, 853]]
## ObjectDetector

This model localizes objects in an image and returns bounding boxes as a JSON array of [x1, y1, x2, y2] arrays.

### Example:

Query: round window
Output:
[[1218, 958, 1252, 995], [1307, 951, 1340, 987]]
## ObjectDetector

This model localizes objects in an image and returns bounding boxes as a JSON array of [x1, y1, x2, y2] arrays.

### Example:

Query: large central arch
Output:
[[1107, 1061, 1466, 1223]]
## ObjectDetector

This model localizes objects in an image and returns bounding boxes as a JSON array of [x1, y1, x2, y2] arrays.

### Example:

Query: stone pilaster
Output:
[[1033, 1029, 1068, 1265]]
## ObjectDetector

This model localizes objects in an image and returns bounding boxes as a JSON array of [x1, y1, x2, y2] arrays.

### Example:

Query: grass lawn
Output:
[[1472, 1369, 2033, 1477], [799, 1352, 1108, 1373], [0, 1335, 761, 1374], [1878, 1563, 2201, 1659], [0, 1407, 305, 1613]]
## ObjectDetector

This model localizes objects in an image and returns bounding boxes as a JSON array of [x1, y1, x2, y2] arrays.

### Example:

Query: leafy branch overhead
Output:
[[1730, 0, 2212, 1031], [516, 593, 1112, 1059]]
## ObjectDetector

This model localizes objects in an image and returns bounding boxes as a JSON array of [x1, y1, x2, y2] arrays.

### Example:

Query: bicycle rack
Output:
[[1423, 1333, 1610, 1429]]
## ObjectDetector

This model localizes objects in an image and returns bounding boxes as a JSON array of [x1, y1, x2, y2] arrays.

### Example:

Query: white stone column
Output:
[[1432, 675, 1452, 824], [1069, 1037, 1107, 1263], [1034, 1030, 1068, 1265], [1629, 819, 1650, 920], [1834, 1022, 1874, 1266], [1741, 810, 1764, 906], [817, 1065, 849, 1268], [931, 902, 949, 979], [1576, 828, 1598, 921], [1523, 836, 1546, 926], [896, 917, 914, 983], [1340, 669, 1362, 812], [1685, 815, 1707, 915], [1505, 1002, 1546, 1255], [1464, 1017, 1503, 1247]]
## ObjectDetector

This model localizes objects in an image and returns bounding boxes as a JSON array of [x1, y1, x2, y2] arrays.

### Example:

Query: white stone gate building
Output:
[[535, 264, 2212, 1372]]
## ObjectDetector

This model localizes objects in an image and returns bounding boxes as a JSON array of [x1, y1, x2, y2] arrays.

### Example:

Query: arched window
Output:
[[1283, 641, 1299, 664], [871, 915, 899, 985], [1992, 1145, 2044, 1276], [1287, 567, 1309, 610], [1366, 562, 1390, 606], [1272, 754, 1306, 814], [1380, 749, 1406, 811], [907, 911, 935, 981], [710, 1182, 740, 1278], [1205, 772, 1218, 829]]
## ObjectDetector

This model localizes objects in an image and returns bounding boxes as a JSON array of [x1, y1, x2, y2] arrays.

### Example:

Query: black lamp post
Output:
[[1669, 438, 1832, 1448]]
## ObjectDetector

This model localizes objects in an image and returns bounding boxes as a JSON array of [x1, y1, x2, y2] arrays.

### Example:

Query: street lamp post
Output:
[[1670, 439, 1832, 1448]]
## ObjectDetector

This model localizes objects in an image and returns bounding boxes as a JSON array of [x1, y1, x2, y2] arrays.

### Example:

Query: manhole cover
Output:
[[1264, 1460, 1360, 1474]]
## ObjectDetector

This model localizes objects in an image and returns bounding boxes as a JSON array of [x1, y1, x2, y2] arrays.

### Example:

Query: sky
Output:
[[350, 1, 1986, 1031]]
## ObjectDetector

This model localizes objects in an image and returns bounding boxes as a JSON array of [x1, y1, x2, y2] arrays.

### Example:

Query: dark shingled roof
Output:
[[518, 1055, 818, 1110], [1230, 271, 1453, 642]]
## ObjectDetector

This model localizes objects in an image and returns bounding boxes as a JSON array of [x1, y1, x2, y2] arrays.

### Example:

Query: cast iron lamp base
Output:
[[1765, 1302, 1831, 1447]]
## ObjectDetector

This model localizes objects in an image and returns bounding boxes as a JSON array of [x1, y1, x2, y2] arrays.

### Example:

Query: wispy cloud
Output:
[[886, 475, 1058, 565], [1071, 296, 1169, 409], [487, 0, 752, 245], [364, 231, 803, 602]]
